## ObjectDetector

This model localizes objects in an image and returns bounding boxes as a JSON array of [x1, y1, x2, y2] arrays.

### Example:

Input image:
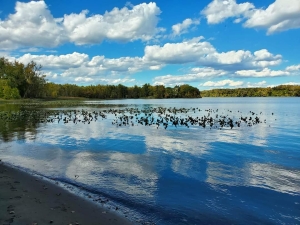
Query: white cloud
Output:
[[204, 50, 253, 65], [8, 51, 162, 84], [144, 37, 282, 70], [246, 80, 267, 87], [200, 49, 282, 70], [63, 2, 161, 45], [235, 68, 290, 77], [144, 36, 216, 64], [201, 0, 254, 24], [99, 78, 135, 84], [0, 1, 162, 49], [87, 56, 153, 73], [0, 1, 66, 50], [244, 0, 300, 34], [286, 64, 300, 71], [281, 82, 300, 85], [171, 18, 200, 36], [233, 18, 243, 23], [74, 77, 94, 82], [43, 71, 59, 80], [202, 0, 300, 34], [202, 79, 243, 87], [153, 67, 228, 86], [12, 52, 159, 75], [252, 49, 282, 67], [17, 52, 89, 69], [200, 80, 270, 89]]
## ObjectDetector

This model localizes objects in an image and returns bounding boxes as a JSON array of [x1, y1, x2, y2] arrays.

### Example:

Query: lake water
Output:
[[0, 98, 300, 224]]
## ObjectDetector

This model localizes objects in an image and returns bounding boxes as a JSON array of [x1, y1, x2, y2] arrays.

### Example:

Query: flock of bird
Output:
[[0, 106, 269, 130]]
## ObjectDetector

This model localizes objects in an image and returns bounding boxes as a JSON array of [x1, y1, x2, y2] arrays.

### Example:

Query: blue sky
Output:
[[0, 0, 300, 90]]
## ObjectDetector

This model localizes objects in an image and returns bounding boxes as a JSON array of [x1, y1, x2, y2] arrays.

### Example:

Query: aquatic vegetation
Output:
[[0, 105, 268, 130], [0, 100, 273, 143]]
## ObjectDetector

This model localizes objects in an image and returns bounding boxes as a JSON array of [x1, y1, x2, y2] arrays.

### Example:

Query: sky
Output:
[[0, 0, 300, 90]]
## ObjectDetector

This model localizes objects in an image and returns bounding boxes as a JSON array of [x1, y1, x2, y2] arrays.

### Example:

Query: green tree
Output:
[[141, 83, 151, 97], [44, 82, 60, 98], [0, 57, 46, 98], [2, 86, 21, 99], [178, 84, 200, 98]]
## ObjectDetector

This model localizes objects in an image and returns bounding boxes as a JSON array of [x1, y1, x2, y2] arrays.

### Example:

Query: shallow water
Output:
[[0, 98, 300, 224]]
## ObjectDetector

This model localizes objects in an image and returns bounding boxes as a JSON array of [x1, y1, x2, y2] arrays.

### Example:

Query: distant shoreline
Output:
[[0, 95, 299, 103]]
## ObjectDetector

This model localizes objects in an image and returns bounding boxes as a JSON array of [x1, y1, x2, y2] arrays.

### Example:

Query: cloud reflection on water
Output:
[[248, 162, 300, 195], [65, 151, 158, 200], [206, 161, 300, 195]]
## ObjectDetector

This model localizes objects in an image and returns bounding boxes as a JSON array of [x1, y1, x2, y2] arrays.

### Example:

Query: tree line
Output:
[[0, 57, 201, 99], [201, 85, 300, 97], [43, 83, 201, 99]]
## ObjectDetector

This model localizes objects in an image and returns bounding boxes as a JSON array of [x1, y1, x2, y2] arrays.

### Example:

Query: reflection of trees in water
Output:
[[0, 104, 39, 142]]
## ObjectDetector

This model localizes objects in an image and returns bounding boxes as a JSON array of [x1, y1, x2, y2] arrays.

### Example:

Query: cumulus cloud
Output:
[[171, 18, 200, 36], [99, 78, 136, 84], [75, 77, 94, 82], [87, 56, 157, 73], [202, 79, 243, 87], [200, 80, 271, 89], [0, 1, 66, 50], [144, 36, 216, 64], [7, 51, 162, 84], [244, 0, 300, 34], [201, 0, 254, 24], [63, 2, 161, 45], [202, 0, 300, 34], [202, 50, 253, 69], [0, 1, 162, 49], [153, 67, 228, 86], [17, 52, 89, 69], [12, 52, 162, 74], [286, 64, 300, 71], [144, 37, 282, 70], [246, 81, 267, 87], [235, 68, 290, 77], [252, 49, 282, 67], [43, 71, 59, 80], [281, 82, 300, 85], [205, 48, 282, 69]]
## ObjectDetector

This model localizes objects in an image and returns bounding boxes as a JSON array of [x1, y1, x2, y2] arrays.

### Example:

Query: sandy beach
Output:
[[0, 162, 133, 225]]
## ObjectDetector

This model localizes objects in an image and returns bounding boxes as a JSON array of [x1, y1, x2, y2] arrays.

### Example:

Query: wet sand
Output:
[[0, 162, 133, 225]]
